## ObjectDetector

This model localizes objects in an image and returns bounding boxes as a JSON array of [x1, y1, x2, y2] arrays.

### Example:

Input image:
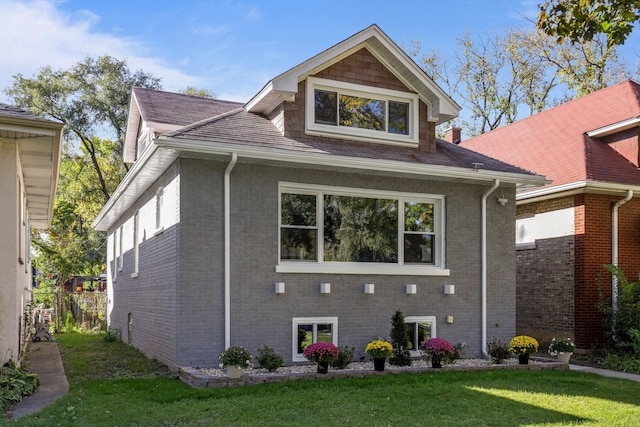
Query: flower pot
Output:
[[431, 358, 442, 368], [317, 361, 329, 374], [557, 352, 572, 363], [225, 366, 243, 378], [518, 354, 529, 365], [373, 358, 386, 371]]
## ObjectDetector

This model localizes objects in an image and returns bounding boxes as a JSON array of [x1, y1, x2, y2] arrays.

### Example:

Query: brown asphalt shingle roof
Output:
[[155, 94, 534, 175], [0, 102, 55, 123], [462, 79, 640, 189], [132, 87, 244, 127]]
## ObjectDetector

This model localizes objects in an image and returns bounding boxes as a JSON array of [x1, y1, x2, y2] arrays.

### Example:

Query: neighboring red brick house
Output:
[[462, 80, 640, 350]]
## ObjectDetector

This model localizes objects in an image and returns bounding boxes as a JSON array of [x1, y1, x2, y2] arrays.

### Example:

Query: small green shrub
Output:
[[331, 346, 354, 369], [601, 266, 640, 354], [603, 352, 640, 374], [60, 311, 78, 333], [389, 310, 413, 367], [103, 326, 122, 342], [0, 360, 40, 411], [256, 345, 283, 372], [452, 342, 466, 360], [487, 338, 511, 364]]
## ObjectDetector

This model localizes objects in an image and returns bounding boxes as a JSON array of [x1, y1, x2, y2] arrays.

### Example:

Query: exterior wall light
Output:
[[320, 283, 331, 294], [275, 282, 285, 294], [406, 284, 417, 294], [364, 283, 375, 294]]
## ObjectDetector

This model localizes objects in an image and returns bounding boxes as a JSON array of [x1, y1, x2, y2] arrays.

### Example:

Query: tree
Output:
[[6, 56, 161, 280], [512, 29, 629, 96], [538, 0, 640, 48], [179, 86, 216, 98], [411, 28, 631, 136], [5, 56, 161, 201], [389, 310, 412, 366]]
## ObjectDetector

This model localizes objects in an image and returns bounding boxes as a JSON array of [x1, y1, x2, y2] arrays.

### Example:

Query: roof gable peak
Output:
[[245, 24, 459, 124]]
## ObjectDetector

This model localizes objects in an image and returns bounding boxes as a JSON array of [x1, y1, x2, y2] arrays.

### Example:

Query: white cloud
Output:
[[0, 0, 201, 102]]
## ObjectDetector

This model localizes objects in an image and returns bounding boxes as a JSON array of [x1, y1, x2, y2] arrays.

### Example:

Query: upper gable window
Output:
[[306, 77, 419, 145]]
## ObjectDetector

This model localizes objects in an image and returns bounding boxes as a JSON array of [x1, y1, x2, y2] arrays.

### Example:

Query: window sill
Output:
[[154, 227, 165, 236], [276, 263, 450, 276]]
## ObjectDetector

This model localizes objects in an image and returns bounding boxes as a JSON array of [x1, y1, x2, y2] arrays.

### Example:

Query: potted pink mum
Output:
[[419, 337, 455, 368]]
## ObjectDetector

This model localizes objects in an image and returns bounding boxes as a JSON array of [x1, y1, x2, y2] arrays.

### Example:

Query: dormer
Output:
[[245, 24, 460, 151], [587, 116, 640, 167]]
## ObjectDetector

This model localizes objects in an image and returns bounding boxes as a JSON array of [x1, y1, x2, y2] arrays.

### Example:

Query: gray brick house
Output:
[[92, 25, 545, 369]]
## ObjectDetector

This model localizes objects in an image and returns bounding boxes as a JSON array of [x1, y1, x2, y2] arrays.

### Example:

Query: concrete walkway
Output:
[[8, 341, 69, 420], [569, 363, 640, 382]]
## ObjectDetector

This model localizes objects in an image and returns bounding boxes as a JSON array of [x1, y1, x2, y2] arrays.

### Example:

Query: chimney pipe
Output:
[[444, 127, 462, 144]]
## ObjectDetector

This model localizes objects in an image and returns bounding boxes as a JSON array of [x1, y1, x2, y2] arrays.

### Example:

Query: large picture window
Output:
[[278, 184, 447, 276], [292, 317, 338, 362], [306, 77, 419, 145]]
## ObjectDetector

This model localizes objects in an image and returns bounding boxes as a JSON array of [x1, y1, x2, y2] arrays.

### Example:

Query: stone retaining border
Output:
[[179, 358, 569, 388]]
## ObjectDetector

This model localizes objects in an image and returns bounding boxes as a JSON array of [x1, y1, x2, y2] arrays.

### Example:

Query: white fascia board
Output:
[[123, 93, 142, 163], [586, 117, 640, 138], [244, 81, 274, 112], [155, 136, 546, 187], [92, 142, 179, 231], [517, 180, 640, 204]]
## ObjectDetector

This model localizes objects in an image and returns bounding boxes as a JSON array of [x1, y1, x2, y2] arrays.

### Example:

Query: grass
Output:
[[4, 333, 640, 426]]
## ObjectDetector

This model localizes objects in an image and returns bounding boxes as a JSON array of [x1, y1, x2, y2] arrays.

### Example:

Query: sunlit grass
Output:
[[467, 385, 640, 426]]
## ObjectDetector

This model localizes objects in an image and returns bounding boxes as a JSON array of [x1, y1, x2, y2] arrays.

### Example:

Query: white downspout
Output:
[[224, 153, 238, 349], [481, 179, 500, 357], [612, 190, 632, 309]]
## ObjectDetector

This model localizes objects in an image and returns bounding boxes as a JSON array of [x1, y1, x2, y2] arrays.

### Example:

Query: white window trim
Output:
[[405, 315, 437, 357], [112, 232, 117, 281], [305, 77, 419, 146], [131, 211, 139, 278], [118, 226, 123, 272], [292, 317, 338, 362], [277, 183, 449, 276], [155, 186, 164, 234]]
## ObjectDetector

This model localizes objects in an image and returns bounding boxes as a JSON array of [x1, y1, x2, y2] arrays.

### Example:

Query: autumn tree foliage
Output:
[[5, 56, 161, 279]]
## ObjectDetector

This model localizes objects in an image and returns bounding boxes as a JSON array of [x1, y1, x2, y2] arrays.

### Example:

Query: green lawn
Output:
[[4, 333, 640, 426]]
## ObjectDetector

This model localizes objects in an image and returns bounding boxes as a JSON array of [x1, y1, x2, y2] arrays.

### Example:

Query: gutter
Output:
[[481, 179, 500, 358], [224, 153, 238, 349], [155, 136, 546, 188], [612, 190, 633, 309]]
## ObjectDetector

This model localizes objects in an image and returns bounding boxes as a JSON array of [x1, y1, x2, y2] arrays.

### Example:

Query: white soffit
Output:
[[0, 119, 63, 229]]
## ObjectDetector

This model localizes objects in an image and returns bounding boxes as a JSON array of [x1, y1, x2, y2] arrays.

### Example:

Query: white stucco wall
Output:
[[0, 140, 32, 365], [516, 207, 575, 244]]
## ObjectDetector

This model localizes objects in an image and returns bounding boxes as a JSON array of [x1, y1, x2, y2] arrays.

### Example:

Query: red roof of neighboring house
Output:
[[462, 79, 640, 190]]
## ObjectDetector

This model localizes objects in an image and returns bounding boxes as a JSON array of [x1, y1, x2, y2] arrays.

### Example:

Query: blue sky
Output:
[[0, 0, 638, 105]]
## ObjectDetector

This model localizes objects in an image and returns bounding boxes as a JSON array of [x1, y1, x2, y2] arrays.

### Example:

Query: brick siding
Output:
[[516, 193, 640, 349]]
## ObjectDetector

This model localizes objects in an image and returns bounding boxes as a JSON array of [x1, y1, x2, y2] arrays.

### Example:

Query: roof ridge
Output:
[[164, 107, 246, 137], [474, 79, 640, 138], [132, 86, 244, 105]]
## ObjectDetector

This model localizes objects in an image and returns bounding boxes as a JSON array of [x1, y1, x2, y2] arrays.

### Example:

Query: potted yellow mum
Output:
[[365, 339, 393, 371], [509, 335, 539, 364]]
